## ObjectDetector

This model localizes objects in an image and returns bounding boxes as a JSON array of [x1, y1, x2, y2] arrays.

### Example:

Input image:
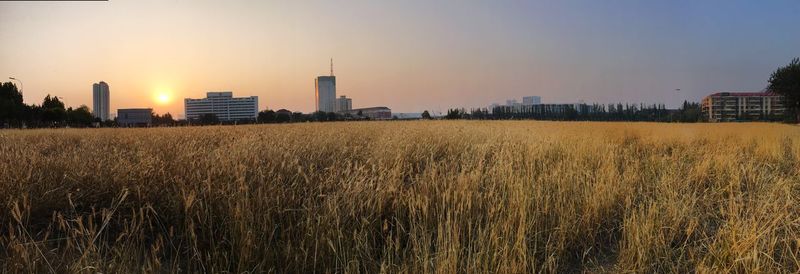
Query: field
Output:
[[1, 121, 799, 273]]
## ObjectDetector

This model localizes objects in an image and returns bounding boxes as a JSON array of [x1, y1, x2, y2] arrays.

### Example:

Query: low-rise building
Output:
[[184, 91, 258, 122], [701, 91, 785, 121], [346, 106, 392, 120], [117, 108, 152, 127]]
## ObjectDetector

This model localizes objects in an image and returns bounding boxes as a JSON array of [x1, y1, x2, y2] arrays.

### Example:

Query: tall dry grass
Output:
[[1, 121, 799, 273]]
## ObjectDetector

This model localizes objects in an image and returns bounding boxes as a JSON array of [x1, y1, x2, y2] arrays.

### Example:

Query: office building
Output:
[[92, 81, 110, 121], [701, 91, 785, 121], [346, 106, 392, 120], [523, 96, 541, 105], [335, 95, 352, 112], [184, 91, 258, 121], [117, 108, 152, 127], [316, 76, 336, 112]]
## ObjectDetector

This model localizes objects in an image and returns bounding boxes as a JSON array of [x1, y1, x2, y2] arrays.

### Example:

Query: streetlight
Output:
[[8, 77, 23, 97]]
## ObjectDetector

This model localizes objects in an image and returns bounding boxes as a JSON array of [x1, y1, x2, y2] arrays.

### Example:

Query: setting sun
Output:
[[154, 91, 172, 105]]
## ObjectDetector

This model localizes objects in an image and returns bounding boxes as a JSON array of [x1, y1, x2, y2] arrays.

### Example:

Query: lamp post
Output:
[[8, 77, 23, 98]]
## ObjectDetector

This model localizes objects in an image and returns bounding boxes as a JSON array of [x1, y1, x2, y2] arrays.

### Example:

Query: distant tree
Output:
[[66, 105, 94, 127], [291, 112, 305, 122], [198, 113, 219, 125], [312, 111, 328, 121], [768, 57, 800, 122], [152, 112, 175, 126], [258, 110, 276, 123], [326, 112, 338, 121], [162, 113, 175, 125], [0, 82, 26, 127], [445, 108, 464, 120], [41, 95, 67, 125], [421, 110, 432, 119], [357, 110, 363, 117]]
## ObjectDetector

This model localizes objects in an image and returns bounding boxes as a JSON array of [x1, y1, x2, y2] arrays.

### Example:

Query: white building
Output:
[[523, 96, 541, 105], [184, 91, 258, 121], [335, 95, 352, 112], [92, 81, 110, 121], [316, 76, 336, 112]]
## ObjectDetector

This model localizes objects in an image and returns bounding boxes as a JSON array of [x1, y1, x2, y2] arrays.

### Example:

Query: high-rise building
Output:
[[523, 96, 541, 105], [92, 81, 110, 121], [184, 91, 258, 121], [316, 59, 337, 113], [316, 76, 336, 112], [335, 95, 352, 112]]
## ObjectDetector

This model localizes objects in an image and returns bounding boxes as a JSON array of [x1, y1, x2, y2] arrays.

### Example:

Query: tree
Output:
[[326, 112, 338, 121], [445, 108, 464, 119], [0, 82, 25, 127], [768, 58, 800, 122], [41, 95, 67, 125], [198, 113, 219, 125], [421, 110, 432, 119], [258, 110, 276, 123], [66, 105, 94, 127]]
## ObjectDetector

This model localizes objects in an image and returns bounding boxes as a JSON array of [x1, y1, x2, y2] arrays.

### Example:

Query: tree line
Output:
[[0, 83, 96, 128], [440, 101, 703, 122]]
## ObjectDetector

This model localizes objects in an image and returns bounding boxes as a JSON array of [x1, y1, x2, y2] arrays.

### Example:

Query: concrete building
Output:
[[92, 81, 110, 121], [701, 91, 785, 121], [184, 91, 258, 121], [316, 76, 336, 112], [346, 106, 392, 120], [523, 96, 541, 105], [335, 95, 352, 112], [117, 108, 152, 127]]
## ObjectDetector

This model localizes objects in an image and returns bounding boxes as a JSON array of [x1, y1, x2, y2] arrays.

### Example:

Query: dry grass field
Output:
[[1, 121, 799, 273]]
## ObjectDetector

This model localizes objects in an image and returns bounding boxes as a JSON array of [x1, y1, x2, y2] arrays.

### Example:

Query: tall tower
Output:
[[315, 60, 336, 112], [92, 81, 110, 121]]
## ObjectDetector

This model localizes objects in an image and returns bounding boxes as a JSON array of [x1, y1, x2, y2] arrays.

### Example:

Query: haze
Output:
[[1, 0, 799, 117]]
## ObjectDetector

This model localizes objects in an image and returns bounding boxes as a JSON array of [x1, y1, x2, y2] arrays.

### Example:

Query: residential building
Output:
[[701, 91, 785, 121], [117, 108, 152, 127], [92, 81, 110, 121], [184, 91, 258, 121], [523, 96, 541, 105], [316, 76, 336, 112], [346, 106, 392, 120], [335, 95, 352, 112]]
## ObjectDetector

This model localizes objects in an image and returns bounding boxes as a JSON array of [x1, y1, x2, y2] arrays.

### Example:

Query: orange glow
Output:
[[153, 90, 172, 105]]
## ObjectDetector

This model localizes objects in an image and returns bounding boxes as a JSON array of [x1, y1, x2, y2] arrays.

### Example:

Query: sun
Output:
[[154, 91, 172, 105]]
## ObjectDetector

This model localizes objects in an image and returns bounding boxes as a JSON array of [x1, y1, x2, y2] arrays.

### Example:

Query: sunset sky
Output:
[[1, 0, 799, 117]]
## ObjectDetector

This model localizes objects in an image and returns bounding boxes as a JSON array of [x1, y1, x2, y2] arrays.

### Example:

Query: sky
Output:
[[1, 0, 799, 117]]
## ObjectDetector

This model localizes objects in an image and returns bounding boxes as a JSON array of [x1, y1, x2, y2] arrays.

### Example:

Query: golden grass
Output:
[[1, 121, 799, 273]]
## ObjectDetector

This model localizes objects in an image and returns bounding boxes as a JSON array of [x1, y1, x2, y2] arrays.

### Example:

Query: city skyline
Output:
[[2, 0, 800, 116]]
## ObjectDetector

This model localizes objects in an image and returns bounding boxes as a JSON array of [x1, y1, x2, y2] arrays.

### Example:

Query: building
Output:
[[701, 91, 785, 121], [395, 113, 422, 119], [346, 106, 392, 120], [316, 76, 336, 112], [117, 108, 152, 127], [506, 99, 520, 107], [184, 91, 258, 121], [335, 95, 352, 112], [92, 81, 110, 121], [523, 96, 541, 105]]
